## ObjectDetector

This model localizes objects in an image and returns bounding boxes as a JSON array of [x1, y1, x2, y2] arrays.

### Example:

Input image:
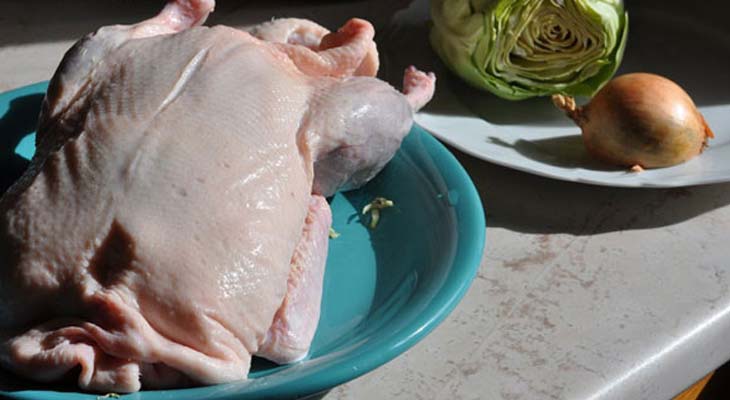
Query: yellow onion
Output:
[[553, 73, 714, 169]]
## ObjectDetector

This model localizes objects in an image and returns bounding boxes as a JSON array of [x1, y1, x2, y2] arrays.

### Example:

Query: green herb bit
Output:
[[362, 197, 395, 229], [329, 227, 340, 239], [97, 394, 121, 400]]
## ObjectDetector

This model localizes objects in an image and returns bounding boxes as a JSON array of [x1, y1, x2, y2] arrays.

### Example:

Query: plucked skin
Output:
[[0, 0, 435, 392]]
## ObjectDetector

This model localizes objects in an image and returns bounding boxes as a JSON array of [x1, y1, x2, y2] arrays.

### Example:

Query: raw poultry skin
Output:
[[0, 0, 435, 393]]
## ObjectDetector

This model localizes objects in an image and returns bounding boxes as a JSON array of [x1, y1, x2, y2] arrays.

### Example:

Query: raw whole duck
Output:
[[0, 0, 435, 393]]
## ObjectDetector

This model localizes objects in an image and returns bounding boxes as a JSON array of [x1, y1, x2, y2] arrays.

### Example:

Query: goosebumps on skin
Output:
[[0, 0, 435, 393]]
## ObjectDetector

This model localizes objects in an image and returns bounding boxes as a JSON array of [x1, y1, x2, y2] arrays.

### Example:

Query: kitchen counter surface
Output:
[[1, 1, 728, 399]]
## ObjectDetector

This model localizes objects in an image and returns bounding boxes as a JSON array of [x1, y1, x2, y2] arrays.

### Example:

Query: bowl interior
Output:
[[0, 82, 485, 399]]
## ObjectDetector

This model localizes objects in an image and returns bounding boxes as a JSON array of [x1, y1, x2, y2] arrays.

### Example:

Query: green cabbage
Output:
[[430, 0, 628, 100]]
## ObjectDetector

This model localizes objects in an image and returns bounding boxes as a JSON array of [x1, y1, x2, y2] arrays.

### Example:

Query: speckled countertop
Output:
[[2, 1, 729, 399]]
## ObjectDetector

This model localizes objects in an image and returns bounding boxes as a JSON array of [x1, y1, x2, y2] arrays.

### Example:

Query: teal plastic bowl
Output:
[[0, 83, 485, 400]]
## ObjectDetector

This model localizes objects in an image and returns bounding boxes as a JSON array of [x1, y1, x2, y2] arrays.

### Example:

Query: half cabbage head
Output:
[[430, 0, 628, 100]]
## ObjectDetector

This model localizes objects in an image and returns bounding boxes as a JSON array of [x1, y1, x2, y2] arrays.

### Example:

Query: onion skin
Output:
[[553, 73, 714, 169]]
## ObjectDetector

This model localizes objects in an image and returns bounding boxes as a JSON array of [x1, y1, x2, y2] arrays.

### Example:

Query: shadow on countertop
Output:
[[0, 0, 413, 47], [449, 144, 730, 236]]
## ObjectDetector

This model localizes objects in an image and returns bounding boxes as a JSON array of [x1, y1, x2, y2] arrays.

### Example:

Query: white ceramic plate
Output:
[[383, 0, 730, 188]]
